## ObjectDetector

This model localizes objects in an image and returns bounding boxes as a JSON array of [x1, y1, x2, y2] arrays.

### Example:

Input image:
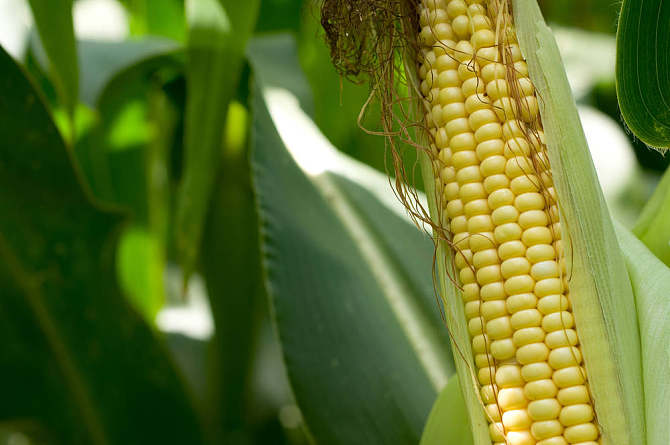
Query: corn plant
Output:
[[0, 0, 667, 444]]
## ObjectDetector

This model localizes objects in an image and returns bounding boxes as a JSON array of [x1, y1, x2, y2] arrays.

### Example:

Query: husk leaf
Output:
[[513, 1, 645, 443], [617, 225, 670, 445]]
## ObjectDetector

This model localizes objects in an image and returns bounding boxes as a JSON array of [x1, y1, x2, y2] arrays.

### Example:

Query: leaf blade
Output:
[[616, 0, 670, 149], [249, 34, 456, 440], [252, 87, 443, 444], [27, 0, 78, 115], [175, 0, 260, 280]]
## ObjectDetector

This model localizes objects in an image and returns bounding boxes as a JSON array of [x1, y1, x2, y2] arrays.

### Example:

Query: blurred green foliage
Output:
[[539, 0, 620, 33]]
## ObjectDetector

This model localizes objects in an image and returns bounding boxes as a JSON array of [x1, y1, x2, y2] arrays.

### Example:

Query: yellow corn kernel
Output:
[[527, 399, 561, 421]]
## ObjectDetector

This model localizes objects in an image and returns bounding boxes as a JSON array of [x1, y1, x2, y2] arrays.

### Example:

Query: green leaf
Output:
[[218, 0, 261, 48], [250, 33, 456, 440], [514, 1, 645, 443], [0, 45, 203, 444], [616, 226, 670, 445], [201, 112, 264, 440], [175, 0, 260, 280], [633, 166, 670, 266], [419, 376, 473, 445], [26, 0, 78, 116], [616, 0, 670, 149], [329, 173, 453, 356], [251, 87, 451, 444], [119, 0, 186, 41]]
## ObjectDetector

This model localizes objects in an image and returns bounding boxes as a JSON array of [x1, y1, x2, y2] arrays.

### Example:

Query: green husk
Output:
[[617, 225, 670, 445], [513, 1, 644, 443]]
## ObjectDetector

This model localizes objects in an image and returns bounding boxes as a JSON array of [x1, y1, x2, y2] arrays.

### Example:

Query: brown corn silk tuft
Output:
[[321, 1, 602, 444]]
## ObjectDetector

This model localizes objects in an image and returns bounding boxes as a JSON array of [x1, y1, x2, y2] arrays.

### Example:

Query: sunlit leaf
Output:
[[119, 0, 186, 41], [117, 225, 164, 320]]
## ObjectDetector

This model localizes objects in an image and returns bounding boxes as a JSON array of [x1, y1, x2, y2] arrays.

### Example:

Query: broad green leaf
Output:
[[616, 0, 670, 149], [617, 227, 670, 445], [175, 0, 260, 280], [26, 0, 78, 116], [250, 34, 455, 441], [514, 1, 645, 443], [634, 166, 670, 266], [419, 376, 473, 445], [252, 85, 451, 444], [0, 45, 203, 444]]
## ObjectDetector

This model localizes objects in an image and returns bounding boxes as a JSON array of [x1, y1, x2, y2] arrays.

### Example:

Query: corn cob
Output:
[[417, 1, 599, 444]]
